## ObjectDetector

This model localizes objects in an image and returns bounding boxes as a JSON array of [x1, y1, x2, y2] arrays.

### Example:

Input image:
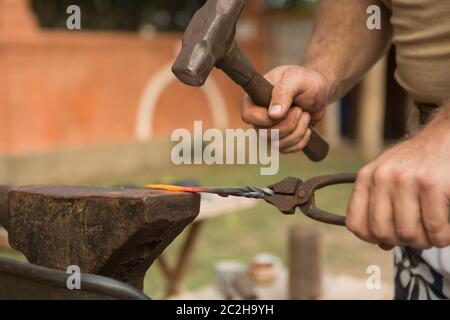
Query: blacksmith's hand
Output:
[[241, 65, 330, 154], [346, 105, 450, 250]]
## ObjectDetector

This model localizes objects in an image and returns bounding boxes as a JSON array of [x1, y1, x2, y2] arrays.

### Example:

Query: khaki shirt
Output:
[[381, 1, 450, 298], [382, 0, 450, 104], [397, 56, 450, 300]]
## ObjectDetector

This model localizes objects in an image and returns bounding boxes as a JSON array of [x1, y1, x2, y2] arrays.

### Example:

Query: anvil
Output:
[[0, 185, 200, 290]]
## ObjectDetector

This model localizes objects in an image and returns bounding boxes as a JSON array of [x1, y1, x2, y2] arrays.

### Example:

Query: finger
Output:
[[419, 180, 450, 248], [282, 129, 312, 154], [367, 168, 397, 246], [310, 108, 326, 124], [393, 174, 431, 249], [269, 70, 306, 120], [269, 108, 303, 139], [279, 113, 310, 152], [346, 167, 377, 244], [242, 95, 276, 128]]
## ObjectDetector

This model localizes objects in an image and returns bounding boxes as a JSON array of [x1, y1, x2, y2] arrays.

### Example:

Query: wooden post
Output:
[[357, 56, 388, 159], [288, 225, 322, 300]]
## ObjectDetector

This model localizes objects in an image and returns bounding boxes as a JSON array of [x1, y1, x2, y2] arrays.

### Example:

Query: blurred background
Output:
[[0, 0, 413, 299]]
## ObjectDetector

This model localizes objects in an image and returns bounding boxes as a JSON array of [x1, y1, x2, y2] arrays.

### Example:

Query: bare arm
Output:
[[346, 100, 450, 250], [241, 0, 394, 154], [304, 0, 393, 102]]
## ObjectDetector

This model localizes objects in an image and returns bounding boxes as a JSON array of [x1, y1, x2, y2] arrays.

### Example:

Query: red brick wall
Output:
[[0, 0, 266, 156]]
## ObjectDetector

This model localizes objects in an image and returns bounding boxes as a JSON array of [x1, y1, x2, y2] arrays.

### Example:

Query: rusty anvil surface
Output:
[[0, 185, 200, 290]]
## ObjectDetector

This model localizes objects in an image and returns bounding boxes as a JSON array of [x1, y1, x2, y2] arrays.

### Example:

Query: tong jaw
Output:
[[265, 174, 356, 226], [264, 177, 303, 215]]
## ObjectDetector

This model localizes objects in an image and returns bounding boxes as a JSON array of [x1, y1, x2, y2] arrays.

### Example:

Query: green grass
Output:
[[1, 153, 395, 299], [94, 153, 394, 298], [0, 250, 26, 262]]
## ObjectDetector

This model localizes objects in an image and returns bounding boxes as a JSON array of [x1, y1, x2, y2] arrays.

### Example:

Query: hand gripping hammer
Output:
[[172, 0, 329, 162]]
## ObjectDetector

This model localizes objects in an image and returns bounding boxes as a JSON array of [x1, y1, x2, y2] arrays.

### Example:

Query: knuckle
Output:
[[392, 169, 413, 186], [368, 222, 389, 243], [356, 166, 373, 183], [284, 66, 299, 76], [432, 237, 450, 249], [417, 174, 438, 191], [295, 128, 308, 142], [396, 226, 417, 243], [423, 217, 443, 235], [413, 240, 432, 250], [277, 137, 289, 149], [298, 138, 309, 150], [373, 166, 392, 186], [286, 113, 299, 131]]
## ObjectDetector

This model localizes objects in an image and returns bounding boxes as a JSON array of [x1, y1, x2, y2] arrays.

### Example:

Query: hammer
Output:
[[172, 0, 329, 162]]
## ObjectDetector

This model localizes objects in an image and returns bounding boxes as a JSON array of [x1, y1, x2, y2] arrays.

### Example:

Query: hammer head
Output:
[[172, 0, 245, 86]]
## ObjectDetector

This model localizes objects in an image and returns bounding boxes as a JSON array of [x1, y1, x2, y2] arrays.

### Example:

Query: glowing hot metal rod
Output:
[[145, 185, 274, 200]]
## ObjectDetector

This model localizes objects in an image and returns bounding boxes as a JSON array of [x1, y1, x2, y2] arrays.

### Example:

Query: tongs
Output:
[[146, 173, 356, 226]]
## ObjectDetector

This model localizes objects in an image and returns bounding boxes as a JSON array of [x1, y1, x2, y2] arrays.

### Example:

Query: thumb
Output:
[[268, 71, 303, 120]]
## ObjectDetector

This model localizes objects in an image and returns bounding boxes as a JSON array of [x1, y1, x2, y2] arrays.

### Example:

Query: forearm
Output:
[[303, 0, 393, 102]]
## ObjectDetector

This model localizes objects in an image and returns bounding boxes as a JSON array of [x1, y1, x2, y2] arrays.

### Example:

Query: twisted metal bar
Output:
[[206, 187, 274, 199], [145, 184, 274, 200]]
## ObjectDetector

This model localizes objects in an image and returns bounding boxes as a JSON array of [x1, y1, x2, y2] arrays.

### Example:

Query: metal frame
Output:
[[0, 257, 150, 300]]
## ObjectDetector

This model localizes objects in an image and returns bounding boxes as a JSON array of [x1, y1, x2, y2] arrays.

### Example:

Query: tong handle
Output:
[[299, 174, 357, 226]]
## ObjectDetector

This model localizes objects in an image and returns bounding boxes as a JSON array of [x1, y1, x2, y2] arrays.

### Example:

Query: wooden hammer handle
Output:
[[245, 73, 329, 162], [219, 43, 329, 162]]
